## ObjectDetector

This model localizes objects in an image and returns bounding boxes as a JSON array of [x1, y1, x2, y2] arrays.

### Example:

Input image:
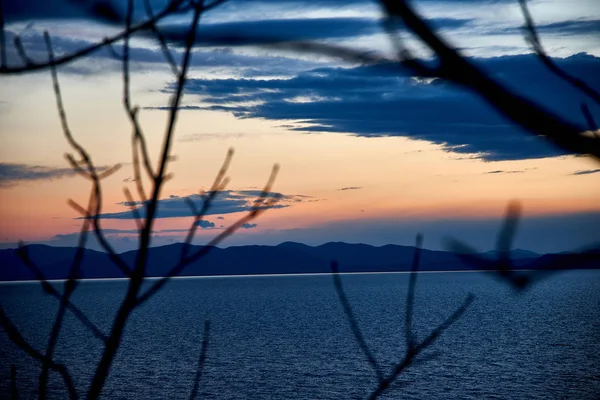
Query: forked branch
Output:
[[0, 307, 78, 400], [331, 234, 474, 399]]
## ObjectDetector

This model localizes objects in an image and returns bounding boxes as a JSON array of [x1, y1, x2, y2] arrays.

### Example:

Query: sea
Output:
[[1, 270, 599, 399]]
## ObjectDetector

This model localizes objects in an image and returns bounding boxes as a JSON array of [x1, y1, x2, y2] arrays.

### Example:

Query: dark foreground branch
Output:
[[188, 320, 211, 400], [17, 246, 107, 342], [518, 0, 600, 107], [331, 234, 474, 399], [0, 307, 78, 400], [0, 0, 228, 74], [137, 163, 280, 306], [367, 294, 474, 400]]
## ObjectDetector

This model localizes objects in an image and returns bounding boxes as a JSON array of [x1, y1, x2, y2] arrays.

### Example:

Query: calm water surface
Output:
[[1, 271, 599, 399]]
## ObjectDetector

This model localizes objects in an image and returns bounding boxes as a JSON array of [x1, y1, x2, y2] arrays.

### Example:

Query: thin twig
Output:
[[13, 36, 34, 66], [45, 31, 132, 278], [0, 307, 78, 400], [581, 103, 598, 131], [86, 3, 208, 398], [121, 4, 153, 199], [180, 148, 233, 261], [17, 245, 107, 342], [0, 0, 6, 69], [378, 0, 600, 160], [0, 0, 228, 74], [137, 163, 280, 306], [518, 0, 600, 107], [405, 233, 422, 350], [131, 124, 150, 202], [331, 231, 473, 399], [10, 364, 18, 400], [495, 200, 521, 269], [105, 41, 123, 60], [367, 294, 474, 400], [188, 320, 211, 400], [143, 0, 180, 76], [121, 0, 150, 212], [38, 191, 96, 399], [331, 261, 384, 383], [123, 187, 143, 230]]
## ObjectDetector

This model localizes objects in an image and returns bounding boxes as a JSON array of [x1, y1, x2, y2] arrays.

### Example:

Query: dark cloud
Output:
[[195, 220, 216, 229], [4, 0, 126, 22], [241, 223, 258, 229], [501, 19, 600, 36], [570, 169, 600, 176], [3, 0, 505, 23], [162, 53, 600, 161], [217, 216, 225, 220], [159, 16, 473, 46], [178, 17, 384, 42], [3, 29, 323, 77], [0, 162, 102, 187], [93, 190, 312, 220], [144, 105, 203, 111], [485, 170, 524, 174], [337, 186, 362, 191]]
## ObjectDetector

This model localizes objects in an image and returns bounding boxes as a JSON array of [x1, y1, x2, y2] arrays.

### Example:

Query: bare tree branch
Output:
[[405, 233, 422, 351], [143, 0, 180, 76], [180, 148, 233, 261], [0, 307, 78, 400], [0, 0, 6, 69], [331, 261, 383, 382], [13, 36, 34, 66], [367, 294, 474, 400], [17, 245, 107, 342], [188, 320, 210, 400], [518, 0, 600, 107], [0, 0, 229, 74], [123, 187, 143, 230], [38, 190, 97, 399], [45, 31, 132, 278], [10, 364, 18, 400], [332, 231, 474, 399], [442, 201, 600, 291], [495, 200, 521, 270], [137, 163, 280, 307], [86, 3, 216, 398], [581, 103, 598, 132], [379, 0, 600, 161]]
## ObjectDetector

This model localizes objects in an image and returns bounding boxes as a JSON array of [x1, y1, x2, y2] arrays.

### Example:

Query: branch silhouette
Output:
[[1, 0, 597, 398], [0, 0, 228, 74], [1, 1, 280, 398], [518, 0, 600, 108], [332, 235, 474, 399], [446, 201, 600, 291], [10, 364, 18, 400], [0, 307, 78, 399], [188, 320, 211, 400], [17, 245, 108, 342]]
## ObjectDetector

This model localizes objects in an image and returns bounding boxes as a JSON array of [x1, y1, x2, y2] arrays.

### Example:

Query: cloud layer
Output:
[[160, 53, 600, 161], [95, 190, 312, 220], [0, 163, 80, 187]]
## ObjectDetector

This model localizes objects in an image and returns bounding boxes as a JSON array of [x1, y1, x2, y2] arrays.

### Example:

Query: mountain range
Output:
[[0, 242, 597, 282]]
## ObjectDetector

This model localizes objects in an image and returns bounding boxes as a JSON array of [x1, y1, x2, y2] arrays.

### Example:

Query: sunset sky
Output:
[[1, 0, 599, 253]]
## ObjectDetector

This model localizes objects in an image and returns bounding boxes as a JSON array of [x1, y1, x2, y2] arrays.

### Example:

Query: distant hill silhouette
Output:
[[0, 242, 596, 282]]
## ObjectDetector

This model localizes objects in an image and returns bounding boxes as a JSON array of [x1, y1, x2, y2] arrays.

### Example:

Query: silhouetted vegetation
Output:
[[0, 0, 598, 399]]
